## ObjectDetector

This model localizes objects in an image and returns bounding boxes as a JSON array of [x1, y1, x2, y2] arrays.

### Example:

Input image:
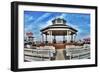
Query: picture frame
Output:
[[11, 1, 98, 71]]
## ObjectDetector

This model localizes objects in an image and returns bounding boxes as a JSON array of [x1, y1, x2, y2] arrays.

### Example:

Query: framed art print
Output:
[[11, 1, 98, 71]]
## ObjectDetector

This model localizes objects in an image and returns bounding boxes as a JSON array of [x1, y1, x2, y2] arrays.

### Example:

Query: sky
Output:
[[24, 11, 90, 41]]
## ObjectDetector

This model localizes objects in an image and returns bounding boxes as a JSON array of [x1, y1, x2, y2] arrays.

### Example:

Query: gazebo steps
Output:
[[53, 43, 66, 49]]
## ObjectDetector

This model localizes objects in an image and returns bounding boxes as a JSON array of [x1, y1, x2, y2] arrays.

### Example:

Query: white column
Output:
[[45, 34, 47, 43], [50, 31, 52, 43], [41, 33, 44, 43], [74, 33, 77, 42], [73, 34, 76, 42], [73, 34, 75, 42], [70, 32, 73, 42], [48, 31, 50, 43], [66, 30, 68, 43], [67, 30, 69, 43]]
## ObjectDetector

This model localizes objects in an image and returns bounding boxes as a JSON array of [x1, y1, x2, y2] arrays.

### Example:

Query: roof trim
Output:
[[41, 26, 77, 32]]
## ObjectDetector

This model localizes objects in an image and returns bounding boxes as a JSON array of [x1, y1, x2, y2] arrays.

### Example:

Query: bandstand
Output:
[[40, 18, 78, 49]]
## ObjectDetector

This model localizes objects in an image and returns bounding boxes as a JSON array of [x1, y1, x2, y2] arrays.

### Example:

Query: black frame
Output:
[[11, 1, 98, 72]]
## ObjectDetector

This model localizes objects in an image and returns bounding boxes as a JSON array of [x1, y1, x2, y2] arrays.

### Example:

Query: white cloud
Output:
[[34, 13, 68, 30], [25, 14, 35, 23], [67, 23, 83, 34], [25, 24, 33, 32], [54, 13, 67, 19], [39, 17, 55, 29], [24, 13, 52, 33], [82, 35, 90, 39], [36, 13, 68, 29], [39, 14, 67, 29], [33, 13, 52, 24], [28, 16, 34, 21]]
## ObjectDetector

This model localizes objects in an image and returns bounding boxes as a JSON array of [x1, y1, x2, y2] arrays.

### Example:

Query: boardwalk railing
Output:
[[24, 47, 56, 61], [64, 44, 90, 60]]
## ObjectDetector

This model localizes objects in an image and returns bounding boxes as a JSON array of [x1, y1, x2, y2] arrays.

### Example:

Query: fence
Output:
[[64, 45, 90, 60], [24, 47, 56, 61]]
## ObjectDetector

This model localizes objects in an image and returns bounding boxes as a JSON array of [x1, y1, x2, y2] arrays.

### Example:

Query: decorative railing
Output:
[[24, 47, 56, 61], [63, 45, 90, 60]]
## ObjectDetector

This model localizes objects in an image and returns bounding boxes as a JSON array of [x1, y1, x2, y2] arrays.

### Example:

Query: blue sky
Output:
[[24, 11, 90, 41]]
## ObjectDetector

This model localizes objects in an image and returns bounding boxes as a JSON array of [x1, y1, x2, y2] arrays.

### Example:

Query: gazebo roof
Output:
[[52, 18, 66, 24], [40, 18, 78, 33], [41, 24, 77, 32]]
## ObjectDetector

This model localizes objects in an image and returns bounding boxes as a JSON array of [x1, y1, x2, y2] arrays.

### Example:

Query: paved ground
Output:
[[56, 49, 65, 60]]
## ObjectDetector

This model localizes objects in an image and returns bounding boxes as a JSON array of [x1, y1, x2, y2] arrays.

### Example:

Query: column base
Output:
[[53, 39, 56, 43], [63, 41, 66, 43], [45, 41, 48, 44], [70, 41, 73, 43]]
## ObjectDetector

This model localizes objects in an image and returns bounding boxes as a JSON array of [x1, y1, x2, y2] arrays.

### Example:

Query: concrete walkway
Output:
[[56, 49, 65, 60]]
